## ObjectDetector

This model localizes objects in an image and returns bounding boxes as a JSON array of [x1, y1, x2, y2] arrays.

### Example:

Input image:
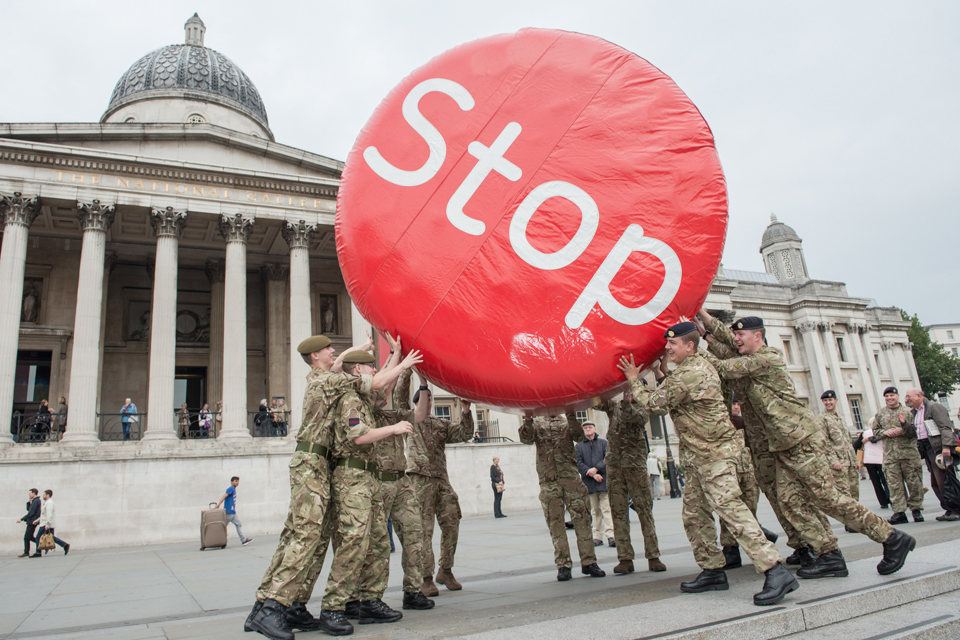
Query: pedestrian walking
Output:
[[491, 457, 506, 518], [648, 450, 662, 500], [31, 490, 69, 556], [16, 488, 41, 557], [904, 388, 958, 521], [216, 476, 253, 545]]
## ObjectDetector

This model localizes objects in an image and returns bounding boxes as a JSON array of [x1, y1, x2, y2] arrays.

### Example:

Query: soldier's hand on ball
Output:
[[617, 355, 639, 379], [401, 349, 423, 369], [393, 421, 413, 435], [460, 399, 472, 412]]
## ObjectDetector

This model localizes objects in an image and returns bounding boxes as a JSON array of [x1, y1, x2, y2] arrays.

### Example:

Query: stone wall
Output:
[[0, 440, 541, 554]]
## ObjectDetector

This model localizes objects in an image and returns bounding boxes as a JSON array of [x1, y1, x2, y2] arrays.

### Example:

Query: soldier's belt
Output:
[[380, 470, 405, 482], [335, 457, 379, 473], [295, 442, 331, 459]]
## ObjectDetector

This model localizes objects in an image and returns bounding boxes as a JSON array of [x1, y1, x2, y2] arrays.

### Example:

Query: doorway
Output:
[[174, 366, 207, 410]]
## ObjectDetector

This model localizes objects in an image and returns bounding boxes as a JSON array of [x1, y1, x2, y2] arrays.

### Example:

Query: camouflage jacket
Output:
[[702, 316, 817, 452], [596, 399, 649, 468], [519, 413, 584, 485], [406, 406, 473, 480], [373, 370, 415, 472], [332, 387, 376, 462], [629, 353, 740, 466], [818, 411, 857, 468], [705, 319, 772, 455], [296, 369, 373, 447], [873, 405, 920, 461]]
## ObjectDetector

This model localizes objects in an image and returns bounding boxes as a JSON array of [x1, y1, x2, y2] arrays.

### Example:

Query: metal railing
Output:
[[98, 413, 145, 441], [11, 412, 62, 443], [249, 410, 290, 438], [472, 436, 515, 443], [174, 409, 221, 439], [476, 419, 500, 441]]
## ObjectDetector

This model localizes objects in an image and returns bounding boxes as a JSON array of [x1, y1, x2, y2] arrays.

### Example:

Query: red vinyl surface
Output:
[[337, 28, 727, 411]]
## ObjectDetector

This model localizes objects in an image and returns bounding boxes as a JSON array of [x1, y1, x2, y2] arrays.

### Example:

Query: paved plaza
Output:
[[2, 485, 960, 640]]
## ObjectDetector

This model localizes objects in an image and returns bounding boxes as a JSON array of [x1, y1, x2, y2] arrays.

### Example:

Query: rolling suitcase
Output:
[[200, 502, 228, 550]]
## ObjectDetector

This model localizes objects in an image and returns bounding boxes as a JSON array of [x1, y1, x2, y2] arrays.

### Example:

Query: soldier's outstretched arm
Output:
[[392, 368, 413, 411], [619, 355, 687, 415], [371, 341, 423, 390], [445, 400, 474, 443], [519, 417, 536, 445], [566, 411, 585, 443], [706, 350, 775, 380], [332, 331, 376, 373]]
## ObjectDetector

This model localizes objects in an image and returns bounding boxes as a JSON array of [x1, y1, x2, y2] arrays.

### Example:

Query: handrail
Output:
[[174, 408, 221, 439], [248, 410, 290, 438], [12, 412, 60, 443], [97, 412, 146, 441]]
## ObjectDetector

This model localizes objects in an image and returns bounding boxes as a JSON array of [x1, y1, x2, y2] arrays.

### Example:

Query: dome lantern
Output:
[[760, 213, 810, 284], [184, 13, 205, 46]]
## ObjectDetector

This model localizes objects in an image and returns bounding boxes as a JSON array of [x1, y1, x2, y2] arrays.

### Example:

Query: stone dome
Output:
[[760, 213, 801, 251], [101, 14, 272, 138]]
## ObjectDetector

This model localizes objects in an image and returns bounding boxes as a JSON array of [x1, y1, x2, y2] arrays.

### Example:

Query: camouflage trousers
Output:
[[380, 475, 425, 592], [719, 448, 760, 548], [834, 465, 860, 502], [409, 473, 462, 575], [777, 434, 893, 554], [321, 467, 390, 610], [754, 450, 830, 550], [682, 458, 781, 574], [608, 462, 660, 561], [538, 477, 596, 569], [884, 456, 925, 513], [256, 452, 332, 607]]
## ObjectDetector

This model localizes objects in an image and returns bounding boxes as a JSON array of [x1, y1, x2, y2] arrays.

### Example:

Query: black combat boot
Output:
[[887, 511, 908, 525], [761, 526, 779, 543], [248, 599, 294, 640], [797, 549, 848, 579], [402, 590, 435, 610], [798, 546, 817, 569], [243, 600, 262, 632], [877, 529, 916, 575], [722, 546, 742, 570], [286, 602, 322, 631], [753, 563, 799, 605], [358, 598, 403, 624], [557, 567, 572, 581], [581, 563, 606, 577], [344, 600, 360, 619], [318, 610, 354, 636], [912, 509, 924, 523], [784, 548, 802, 565], [680, 568, 728, 592]]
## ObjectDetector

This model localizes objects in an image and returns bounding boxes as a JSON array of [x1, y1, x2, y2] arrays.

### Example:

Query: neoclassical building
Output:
[[0, 15, 351, 446]]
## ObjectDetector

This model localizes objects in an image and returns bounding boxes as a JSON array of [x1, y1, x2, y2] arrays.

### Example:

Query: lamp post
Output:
[[663, 424, 682, 499]]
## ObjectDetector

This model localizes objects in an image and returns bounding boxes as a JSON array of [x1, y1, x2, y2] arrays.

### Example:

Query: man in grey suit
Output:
[[904, 388, 958, 521]]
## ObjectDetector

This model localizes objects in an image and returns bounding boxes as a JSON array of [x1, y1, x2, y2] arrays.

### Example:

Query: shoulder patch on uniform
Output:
[[349, 418, 360, 427], [735, 359, 745, 368]]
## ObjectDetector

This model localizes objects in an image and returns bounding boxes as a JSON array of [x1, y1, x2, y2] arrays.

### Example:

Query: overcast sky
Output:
[[4, 1, 958, 324]]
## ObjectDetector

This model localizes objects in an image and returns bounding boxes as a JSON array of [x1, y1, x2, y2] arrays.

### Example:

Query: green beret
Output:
[[297, 335, 332, 354], [732, 316, 764, 331], [342, 351, 376, 364], [821, 390, 837, 400]]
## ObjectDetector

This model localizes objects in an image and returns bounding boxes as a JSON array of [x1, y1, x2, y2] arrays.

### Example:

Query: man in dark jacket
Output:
[[576, 422, 614, 547], [16, 489, 41, 557], [904, 389, 959, 521]]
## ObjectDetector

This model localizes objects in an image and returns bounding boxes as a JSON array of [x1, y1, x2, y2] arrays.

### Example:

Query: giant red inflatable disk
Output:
[[337, 28, 727, 411]]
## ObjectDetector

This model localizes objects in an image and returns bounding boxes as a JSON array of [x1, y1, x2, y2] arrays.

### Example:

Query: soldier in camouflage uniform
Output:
[[697, 313, 916, 580], [318, 350, 415, 634], [701, 314, 831, 568], [596, 393, 665, 574], [520, 412, 606, 581], [872, 387, 924, 525], [406, 384, 474, 596], [619, 322, 796, 606], [717, 429, 763, 569], [817, 390, 859, 501]]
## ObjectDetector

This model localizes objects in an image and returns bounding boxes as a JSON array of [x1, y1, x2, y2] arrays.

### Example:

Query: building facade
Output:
[[928, 323, 960, 419]]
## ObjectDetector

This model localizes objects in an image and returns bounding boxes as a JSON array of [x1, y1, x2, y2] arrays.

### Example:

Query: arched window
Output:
[[187, 114, 205, 124]]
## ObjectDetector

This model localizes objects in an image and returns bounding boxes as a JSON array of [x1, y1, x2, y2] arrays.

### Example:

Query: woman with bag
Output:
[[491, 457, 506, 518], [32, 490, 69, 557], [199, 403, 213, 439]]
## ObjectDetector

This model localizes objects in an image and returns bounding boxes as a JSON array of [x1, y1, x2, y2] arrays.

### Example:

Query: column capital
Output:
[[219, 213, 254, 244], [260, 263, 289, 281], [794, 321, 816, 334], [817, 321, 835, 333], [281, 219, 317, 250], [0, 192, 40, 228], [150, 206, 187, 238], [205, 259, 226, 284], [77, 200, 116, 233]]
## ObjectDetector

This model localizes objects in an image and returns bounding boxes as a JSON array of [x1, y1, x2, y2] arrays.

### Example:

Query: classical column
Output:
[[795, 321, 827, 403], [261, 264, 289, 409], [282, 220, 316, 437], [218, 213, 254, 440], [62, 200, 116, 446], [205, 260, 225, 411], [0, 193, 40, 446], [820, 322, 854, 426], [143, 207, 187, 443], [848, 322, 878, 417], [95, 253, 118, 416], [861, 331, 884, 413]]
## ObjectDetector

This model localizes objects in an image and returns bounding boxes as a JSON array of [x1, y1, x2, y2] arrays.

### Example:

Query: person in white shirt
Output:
[[861, 421, 890, 509], [647, 451, 662, 501], [32, 490, 69, 556]]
